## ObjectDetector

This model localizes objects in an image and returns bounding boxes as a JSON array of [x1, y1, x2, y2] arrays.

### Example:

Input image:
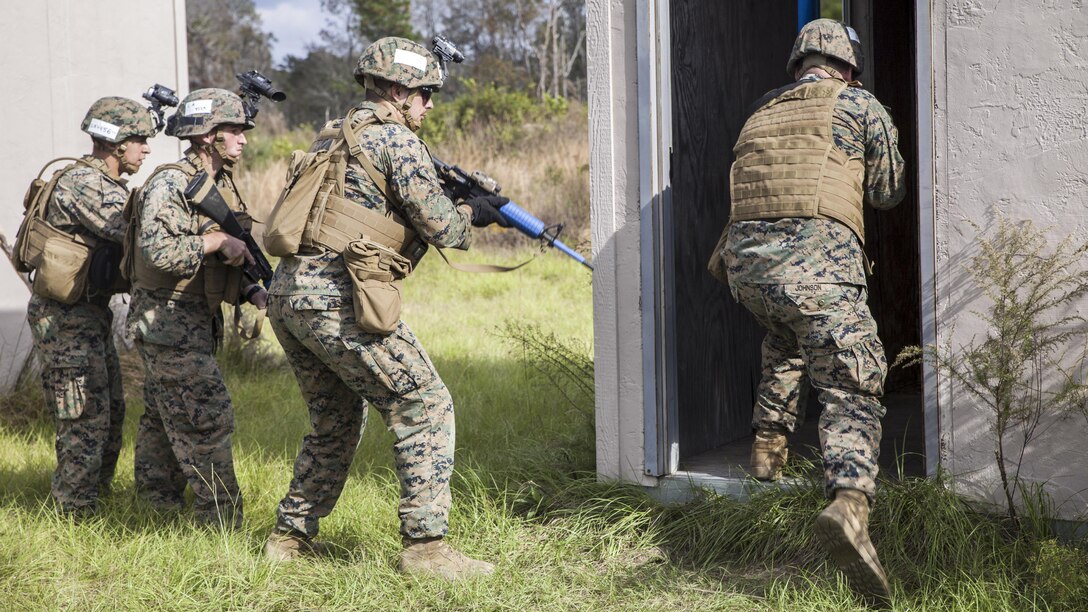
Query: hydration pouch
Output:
[[264, 125, 347, 257], [13, 158, 80, 273], [32, 232, 93, 304], [343, 238, 412, 334]]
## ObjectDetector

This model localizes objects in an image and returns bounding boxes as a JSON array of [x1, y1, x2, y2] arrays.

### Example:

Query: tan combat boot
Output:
[[814, 489, 891, 606], [399, 537, 495, 580], [264, 530, 329, 562], [750, 429, 788, 481]]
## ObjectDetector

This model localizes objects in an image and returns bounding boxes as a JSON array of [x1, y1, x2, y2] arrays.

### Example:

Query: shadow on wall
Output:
[[932, 211, 1088, 522]]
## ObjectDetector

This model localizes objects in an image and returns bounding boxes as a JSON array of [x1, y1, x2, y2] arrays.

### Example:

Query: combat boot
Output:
[[750, 428, 788, 481], [264, 529, 329, 562], [815, 489, 891, 606], [399, 537, 495, 580]]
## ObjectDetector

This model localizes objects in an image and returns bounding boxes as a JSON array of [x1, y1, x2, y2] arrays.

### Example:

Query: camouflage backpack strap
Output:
[[24, 157, 83, 219], [120, 162, 190, 282], [10, 157, 84, 274], [341, 107, 396, 204]]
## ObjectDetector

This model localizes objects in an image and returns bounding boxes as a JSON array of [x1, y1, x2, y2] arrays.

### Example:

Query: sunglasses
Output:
[[419, 86, 434, 103]]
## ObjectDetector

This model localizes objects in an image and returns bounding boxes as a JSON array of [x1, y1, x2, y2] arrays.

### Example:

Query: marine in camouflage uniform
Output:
[[708, 19, 905, 603], [26, 97, 156, 515], [128, 88, 264, 528], [264, 37, 504, 578]]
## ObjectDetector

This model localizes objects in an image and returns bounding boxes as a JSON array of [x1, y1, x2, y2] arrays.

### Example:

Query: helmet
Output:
[[167, 88, 253, 138], [81, 97, 157, 143], [353, 37, 444, 90], [786, 18, 864, 78]]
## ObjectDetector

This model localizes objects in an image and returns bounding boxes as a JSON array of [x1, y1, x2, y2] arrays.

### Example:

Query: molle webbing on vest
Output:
[[305, 193, 426, 264], [131, 162, 206, 297], [298, 106, 426, 264], [729, 78, 866, 243], [131, 161, 242, 300]]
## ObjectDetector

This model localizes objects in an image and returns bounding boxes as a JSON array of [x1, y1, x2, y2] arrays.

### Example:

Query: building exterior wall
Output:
[[588, 0, 657, 485], [931, 0, 1088, 521], [0, 0, 188, 391]]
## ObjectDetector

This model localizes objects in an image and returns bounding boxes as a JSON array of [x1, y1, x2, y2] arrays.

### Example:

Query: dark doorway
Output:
[[668, 1, 924, 479]]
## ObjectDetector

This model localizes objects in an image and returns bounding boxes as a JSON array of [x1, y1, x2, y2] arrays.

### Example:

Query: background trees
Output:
[[187, 0, 275, 90], [187, 0, 587, 128]]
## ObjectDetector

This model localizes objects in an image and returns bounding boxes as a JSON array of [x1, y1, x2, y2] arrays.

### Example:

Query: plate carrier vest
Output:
[[729, 77, 866, 243]]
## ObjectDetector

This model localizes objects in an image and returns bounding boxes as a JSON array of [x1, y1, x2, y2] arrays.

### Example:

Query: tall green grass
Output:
[[1, 252, 1086, 609]]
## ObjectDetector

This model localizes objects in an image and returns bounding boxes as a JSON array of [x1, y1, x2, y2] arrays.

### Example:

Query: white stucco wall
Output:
[[0, 0, 188, 391], [931, 0, 1088, 521]]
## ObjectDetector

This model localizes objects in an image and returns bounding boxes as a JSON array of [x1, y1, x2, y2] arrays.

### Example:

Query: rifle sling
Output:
[[341, 108, 396, 205], [432, 246, 538, 273], [234, 302, 265, 340]]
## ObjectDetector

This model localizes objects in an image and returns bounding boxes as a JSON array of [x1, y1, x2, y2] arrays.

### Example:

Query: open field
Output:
[[1, 250, 1086, 610], [2, 104, 1086, 610]]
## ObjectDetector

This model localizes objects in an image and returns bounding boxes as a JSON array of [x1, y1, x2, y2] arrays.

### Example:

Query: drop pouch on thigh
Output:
[[343, 238, 412, 335], [33, 235, 92, 304]]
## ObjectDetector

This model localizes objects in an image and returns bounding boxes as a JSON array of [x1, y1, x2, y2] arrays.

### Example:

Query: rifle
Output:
[[184, 170, 273, 287], [431, 155, 593, 271]]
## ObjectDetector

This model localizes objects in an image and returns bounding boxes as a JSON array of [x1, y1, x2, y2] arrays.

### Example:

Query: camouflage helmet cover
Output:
[[354, 37, 444, 90], [787, 18, 864, 77], [81, 96, 157, 143], [168, 88, 254, 138]]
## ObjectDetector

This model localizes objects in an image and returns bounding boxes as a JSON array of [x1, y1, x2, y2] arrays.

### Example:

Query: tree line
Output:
[[187, 0, 586, 128]]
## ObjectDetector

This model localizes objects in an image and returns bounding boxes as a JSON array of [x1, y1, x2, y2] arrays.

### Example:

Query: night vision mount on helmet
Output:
[[142, 84, 180, 133], [236, 70, 287, 121], [430, 35, 464, 80]]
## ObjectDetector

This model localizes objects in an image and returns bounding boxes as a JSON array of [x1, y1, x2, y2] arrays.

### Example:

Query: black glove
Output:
[[464, 195, 512, 228]]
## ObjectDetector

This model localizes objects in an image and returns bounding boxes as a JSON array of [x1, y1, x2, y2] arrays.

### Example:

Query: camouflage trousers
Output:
[[730, 282, 887, 499], [27, 295, 125, 514], [268, 294, 454, 540], [132, 338, 242, 528]]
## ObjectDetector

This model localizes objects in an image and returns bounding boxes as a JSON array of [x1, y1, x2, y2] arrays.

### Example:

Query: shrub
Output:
[[420, 79, 569, 147], [1032, 538, 1088, 610], [896, 216, 1088, 521], [239, 125, 314, 169]]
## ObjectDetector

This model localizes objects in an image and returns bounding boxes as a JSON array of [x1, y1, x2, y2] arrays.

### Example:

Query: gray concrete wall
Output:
[[0, 0, 188, 391], [931, 0, 1088, 521]]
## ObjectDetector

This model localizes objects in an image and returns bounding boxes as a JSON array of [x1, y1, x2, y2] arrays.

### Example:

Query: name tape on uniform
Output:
[[185, 100, 214, 115], [87, 119, 121, 140], [393, 49, 427, 72]]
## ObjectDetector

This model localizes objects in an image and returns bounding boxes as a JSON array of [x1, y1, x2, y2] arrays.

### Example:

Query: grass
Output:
[[6, 106, 1088, 606], [3, 251, 1086, 609]]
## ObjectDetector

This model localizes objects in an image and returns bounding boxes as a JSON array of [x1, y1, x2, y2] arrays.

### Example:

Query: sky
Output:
[[254, 0, 327, 65]]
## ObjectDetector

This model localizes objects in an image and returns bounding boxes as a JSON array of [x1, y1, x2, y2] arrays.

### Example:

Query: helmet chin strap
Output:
[[364, 75, 422, 132], [401, 90, 424, 132], [212, 130, 241, 168], [110, 141, 140, 176]]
